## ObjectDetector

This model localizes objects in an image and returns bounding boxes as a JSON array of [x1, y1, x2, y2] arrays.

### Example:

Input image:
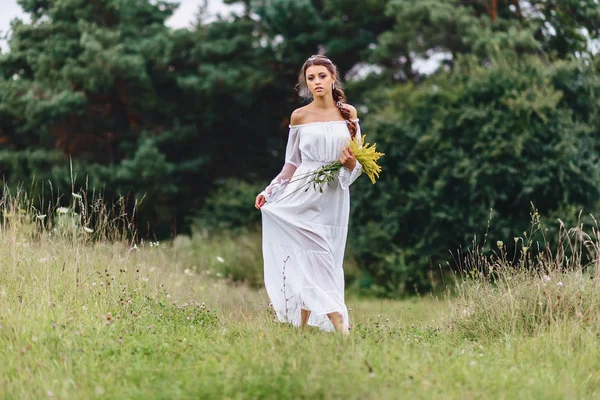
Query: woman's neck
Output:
[[311, 96, 336, 110]]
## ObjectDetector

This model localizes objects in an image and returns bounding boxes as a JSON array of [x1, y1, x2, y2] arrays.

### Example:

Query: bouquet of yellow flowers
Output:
[[286, 135, 384, 196], [348, 135, 384, 184]]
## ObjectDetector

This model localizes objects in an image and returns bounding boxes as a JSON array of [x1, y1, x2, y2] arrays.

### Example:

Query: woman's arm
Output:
[[255, 111, 303, 208]]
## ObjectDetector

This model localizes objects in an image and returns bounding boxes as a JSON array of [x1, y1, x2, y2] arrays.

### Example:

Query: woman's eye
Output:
[[307, 77, 314, 81]]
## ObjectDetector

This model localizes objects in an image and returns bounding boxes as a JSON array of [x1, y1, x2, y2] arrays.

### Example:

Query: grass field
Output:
[[2, 195, 600, 399]]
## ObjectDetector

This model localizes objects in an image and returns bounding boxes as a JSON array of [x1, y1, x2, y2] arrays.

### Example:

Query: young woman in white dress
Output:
[[254, 55, 362, 334]]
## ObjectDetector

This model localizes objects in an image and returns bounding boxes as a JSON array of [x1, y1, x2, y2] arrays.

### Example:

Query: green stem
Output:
[[287, 162, 341, 185], [272, 162, 342, 203]]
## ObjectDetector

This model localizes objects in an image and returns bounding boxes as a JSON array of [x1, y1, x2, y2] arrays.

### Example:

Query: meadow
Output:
[[1, 191, 600, 399]]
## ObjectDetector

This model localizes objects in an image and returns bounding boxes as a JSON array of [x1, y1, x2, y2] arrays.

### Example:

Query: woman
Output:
[[254, 55, 362, 334]]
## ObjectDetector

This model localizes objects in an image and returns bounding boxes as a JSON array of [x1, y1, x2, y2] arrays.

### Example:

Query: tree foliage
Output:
[[351, 53, 600, 293], [374, 0, 600, 81]]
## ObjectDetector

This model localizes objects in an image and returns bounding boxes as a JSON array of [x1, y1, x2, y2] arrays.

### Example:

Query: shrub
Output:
[[192, 178, 264, 233], [350, 53, 600, 296]]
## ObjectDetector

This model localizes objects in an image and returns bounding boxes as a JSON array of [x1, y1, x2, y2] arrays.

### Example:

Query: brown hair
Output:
[[296, 55, 357, 138]]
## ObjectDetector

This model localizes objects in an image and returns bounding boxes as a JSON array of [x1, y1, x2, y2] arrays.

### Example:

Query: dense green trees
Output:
[[351, 54, 600, 293], [0, 0, 184, 231], [343, 0, 600, 293], [1, 0, 599, 295], [0, 0, 389, 233]]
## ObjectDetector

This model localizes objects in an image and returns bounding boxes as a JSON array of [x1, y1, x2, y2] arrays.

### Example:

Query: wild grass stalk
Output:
[[451, 205, 600, 340]]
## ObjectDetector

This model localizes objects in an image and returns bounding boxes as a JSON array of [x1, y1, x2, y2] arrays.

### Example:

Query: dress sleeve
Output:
[[339, 120, 363, 189], [261, 126, 301, 203]]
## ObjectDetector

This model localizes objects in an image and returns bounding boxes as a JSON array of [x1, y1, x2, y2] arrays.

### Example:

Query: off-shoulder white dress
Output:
[[260, 120, 362, 332]]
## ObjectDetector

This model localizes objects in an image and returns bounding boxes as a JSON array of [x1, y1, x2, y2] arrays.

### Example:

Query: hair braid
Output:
[[332, 87, 357, 139]]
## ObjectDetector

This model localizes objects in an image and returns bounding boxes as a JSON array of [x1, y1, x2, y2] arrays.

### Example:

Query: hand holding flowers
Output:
[[339, 147, 357, 171], [311, 135, 383, 187], [343, 135, 383, 184], [282, 135, 384, 198]]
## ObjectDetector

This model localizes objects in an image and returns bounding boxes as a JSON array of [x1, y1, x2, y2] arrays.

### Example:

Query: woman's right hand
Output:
[[255, 193, 266, 209]]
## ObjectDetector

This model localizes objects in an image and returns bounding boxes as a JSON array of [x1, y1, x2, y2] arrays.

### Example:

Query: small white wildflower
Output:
[[37, 214, 47, 220], [496, 241, 503, 248], [557, 281, 563, 287], [216, 256, 225, 263], [130, 244, 139, 252], [83, 227, 94, 233], [57, 207, 69, 214], [543, 275, 551, 282], [72, 193, 82, 199], [470, 360, 477, 366]]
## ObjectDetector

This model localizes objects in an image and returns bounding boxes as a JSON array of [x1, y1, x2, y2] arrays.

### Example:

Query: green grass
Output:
[[2, 194, 600, 399]]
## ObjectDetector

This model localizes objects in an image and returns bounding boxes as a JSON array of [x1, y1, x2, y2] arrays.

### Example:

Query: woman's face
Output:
[[305, 65, 335, 99]]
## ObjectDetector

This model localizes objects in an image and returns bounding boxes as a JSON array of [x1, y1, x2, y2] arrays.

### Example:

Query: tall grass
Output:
[[451, 207, 600, 341], [2, 188, 600, 399]]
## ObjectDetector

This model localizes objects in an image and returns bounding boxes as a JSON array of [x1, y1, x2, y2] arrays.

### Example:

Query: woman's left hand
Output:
[[339, 147, 356, 171]]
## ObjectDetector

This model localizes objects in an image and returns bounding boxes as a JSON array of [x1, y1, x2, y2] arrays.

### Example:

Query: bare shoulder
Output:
[[290, 106, 310, 126], [342, 103, 358, 119]]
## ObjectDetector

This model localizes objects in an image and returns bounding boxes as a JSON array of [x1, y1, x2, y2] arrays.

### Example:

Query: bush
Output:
[[350, 53, 600, 296], [192, 178, 264, 233]]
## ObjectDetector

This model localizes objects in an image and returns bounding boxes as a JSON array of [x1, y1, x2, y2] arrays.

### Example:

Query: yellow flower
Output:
[[348, 135, 384, 184]]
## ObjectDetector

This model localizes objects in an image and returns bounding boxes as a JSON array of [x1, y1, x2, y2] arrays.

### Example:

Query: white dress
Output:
[[260, 119, 362, 332]]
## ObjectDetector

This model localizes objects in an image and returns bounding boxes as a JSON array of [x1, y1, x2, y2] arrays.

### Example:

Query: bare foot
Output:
[[327, 311, 348, 335]]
